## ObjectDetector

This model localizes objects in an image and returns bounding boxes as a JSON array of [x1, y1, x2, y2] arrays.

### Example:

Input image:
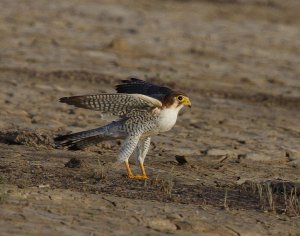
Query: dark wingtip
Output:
[[59, 97, 69, 103], [123, 77, 140, 82], [59, 96, 82, 105], [68, 144, 81, 150], [117, 77, 142, 85], [54, 136, 61, 142], [54, 134, 80, 150], [115, 77, 147, 93], [129, 77, 141, 82], [53, 135, 66, 142]]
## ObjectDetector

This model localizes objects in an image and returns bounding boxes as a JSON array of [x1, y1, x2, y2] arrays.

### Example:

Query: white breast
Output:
[[157, 106, 182, 132]]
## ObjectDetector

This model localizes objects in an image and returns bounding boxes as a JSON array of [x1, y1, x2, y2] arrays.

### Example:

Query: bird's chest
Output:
[[157, 108, 178, 132]]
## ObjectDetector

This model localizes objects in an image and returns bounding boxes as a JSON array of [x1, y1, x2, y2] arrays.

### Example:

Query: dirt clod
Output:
[[175, 155, 188, 165], [64, 158, 82, 168]]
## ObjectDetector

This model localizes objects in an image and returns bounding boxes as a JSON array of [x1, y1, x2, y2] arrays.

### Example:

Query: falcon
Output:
[[55, 78, 191, 180]]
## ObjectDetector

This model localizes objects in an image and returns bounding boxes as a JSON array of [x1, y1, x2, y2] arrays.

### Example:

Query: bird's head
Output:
[[163, 92, 191, 109], [175, 94, 192, 108]]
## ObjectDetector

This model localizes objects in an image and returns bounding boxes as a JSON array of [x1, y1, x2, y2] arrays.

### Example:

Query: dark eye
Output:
[[177, 95, 183, 101]]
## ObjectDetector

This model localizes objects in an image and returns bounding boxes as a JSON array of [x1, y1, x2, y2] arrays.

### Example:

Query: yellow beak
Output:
[[182, 97, 191, 108]]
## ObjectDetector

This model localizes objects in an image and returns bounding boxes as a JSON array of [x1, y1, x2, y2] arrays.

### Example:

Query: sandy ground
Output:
[[0, 0, 300, 235]]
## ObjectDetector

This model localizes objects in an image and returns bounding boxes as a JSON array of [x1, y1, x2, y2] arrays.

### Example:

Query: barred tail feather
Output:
[[54, 127, 105, 143], [67, 135, 118, 150], [54, 122, 125, 150]]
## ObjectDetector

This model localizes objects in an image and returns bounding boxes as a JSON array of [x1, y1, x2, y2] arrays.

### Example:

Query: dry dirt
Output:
[[0, 0, 300, 235]]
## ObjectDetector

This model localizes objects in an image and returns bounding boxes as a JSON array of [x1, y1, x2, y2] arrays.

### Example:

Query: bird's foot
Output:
[[128, 174, 149, 180]]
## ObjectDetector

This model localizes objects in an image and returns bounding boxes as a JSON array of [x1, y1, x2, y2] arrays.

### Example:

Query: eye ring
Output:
[[177, 95, 183, 101]]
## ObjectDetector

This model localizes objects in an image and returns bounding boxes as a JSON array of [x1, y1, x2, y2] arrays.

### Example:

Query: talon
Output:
[[128, 175, 148, 180], [125, 161, 149, 180]]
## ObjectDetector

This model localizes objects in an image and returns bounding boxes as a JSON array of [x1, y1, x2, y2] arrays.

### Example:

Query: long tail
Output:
[[54, 122, 124, 150]]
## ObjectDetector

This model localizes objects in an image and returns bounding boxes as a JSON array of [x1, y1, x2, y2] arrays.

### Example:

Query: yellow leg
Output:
[[125, 161, 134, 178], [139, 162, 148, 179], [124, 161, 148, 180]]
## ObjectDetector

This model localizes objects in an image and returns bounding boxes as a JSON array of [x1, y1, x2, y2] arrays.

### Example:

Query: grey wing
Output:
[[59, 93, 162, 118], [115, 78, 173, 101]]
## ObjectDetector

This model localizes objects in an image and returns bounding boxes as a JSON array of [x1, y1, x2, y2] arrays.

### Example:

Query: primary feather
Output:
[[115, 78, 172, 101]]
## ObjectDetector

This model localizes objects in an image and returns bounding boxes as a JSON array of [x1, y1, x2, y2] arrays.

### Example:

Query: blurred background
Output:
[[1, 0, 299, 96]]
